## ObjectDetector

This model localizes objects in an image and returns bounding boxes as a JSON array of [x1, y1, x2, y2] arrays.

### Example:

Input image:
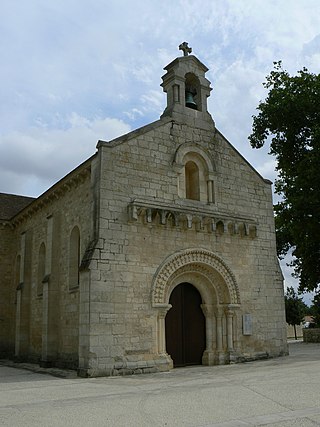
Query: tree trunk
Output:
[[294, 324, 297, 340]]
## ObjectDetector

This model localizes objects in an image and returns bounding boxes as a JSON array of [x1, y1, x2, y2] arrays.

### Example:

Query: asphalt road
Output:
[[1, 341, 320, 427]]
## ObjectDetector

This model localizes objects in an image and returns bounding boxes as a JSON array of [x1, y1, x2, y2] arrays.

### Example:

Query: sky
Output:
[[1, 0, 320, 304]]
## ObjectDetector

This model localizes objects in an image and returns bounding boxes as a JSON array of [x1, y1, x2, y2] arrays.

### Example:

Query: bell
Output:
[[185, 91, 197, 110]]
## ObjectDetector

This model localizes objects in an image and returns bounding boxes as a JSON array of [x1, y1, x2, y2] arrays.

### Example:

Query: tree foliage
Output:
[[284, 287, 307, 339], [249, 62, 320, 295], [309, 294, 320, 327]]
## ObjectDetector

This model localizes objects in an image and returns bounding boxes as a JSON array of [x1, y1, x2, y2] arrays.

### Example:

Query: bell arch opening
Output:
[[185, 73, 201, 111]]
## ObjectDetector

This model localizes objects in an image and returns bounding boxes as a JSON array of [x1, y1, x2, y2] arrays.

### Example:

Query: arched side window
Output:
[[185, 161, 200, 200], [69, 226, 80, 290], [37, 243, 46, 297]]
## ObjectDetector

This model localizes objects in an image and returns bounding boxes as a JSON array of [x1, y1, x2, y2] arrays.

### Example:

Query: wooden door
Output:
[[165, 283, 205, 367]]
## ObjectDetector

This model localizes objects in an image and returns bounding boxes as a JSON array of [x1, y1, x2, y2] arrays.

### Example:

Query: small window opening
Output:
[[185, 161, 200, 200]]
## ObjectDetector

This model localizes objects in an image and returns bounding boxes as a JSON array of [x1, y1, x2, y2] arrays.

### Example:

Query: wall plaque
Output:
[[243, 314, 252, 335]]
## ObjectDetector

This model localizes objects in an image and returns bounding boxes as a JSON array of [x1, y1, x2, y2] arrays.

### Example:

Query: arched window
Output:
[[175, 143, 216, 204], [69, 226, 80, 290], [185, 161, 200, 200], [37, 243, 46, 297]]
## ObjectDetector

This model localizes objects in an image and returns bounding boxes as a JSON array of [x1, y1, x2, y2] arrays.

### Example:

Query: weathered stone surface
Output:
[[0, 49, 288, 376]]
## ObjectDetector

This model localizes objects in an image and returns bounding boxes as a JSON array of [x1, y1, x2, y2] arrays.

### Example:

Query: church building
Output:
[[0, 44, 288, 376]]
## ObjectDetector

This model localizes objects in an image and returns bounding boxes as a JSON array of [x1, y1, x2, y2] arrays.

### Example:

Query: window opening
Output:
[[185, 161, 200, 200]]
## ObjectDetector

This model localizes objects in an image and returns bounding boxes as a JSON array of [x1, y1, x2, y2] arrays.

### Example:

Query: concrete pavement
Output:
[[1, 341, 320, 427]]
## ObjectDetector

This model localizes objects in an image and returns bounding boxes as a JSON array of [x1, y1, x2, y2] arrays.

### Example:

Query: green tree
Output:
[[284, 286, 307, 339], [249, 62, 320, 296], [309, 294, 320, 327]]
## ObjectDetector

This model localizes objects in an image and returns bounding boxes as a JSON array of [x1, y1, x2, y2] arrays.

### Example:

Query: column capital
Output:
[[153, 303, 172, 319], [228, 304, 240, 310], [201, 303, 214, 317]]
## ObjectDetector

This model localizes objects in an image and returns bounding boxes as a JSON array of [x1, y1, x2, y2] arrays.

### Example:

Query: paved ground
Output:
[[1, 341, 320, 427]]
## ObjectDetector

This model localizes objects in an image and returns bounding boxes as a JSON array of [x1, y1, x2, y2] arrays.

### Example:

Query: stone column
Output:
[[226, 308, 234, 351], [40, 215, 53, 367], [41, 281, 50, 366], [201, 304, 215, 365], [15, 287, 22, 357], [207, 172, 215, 204], [78, 270, 91, 376], [207, 180, 213, 204], [216, 307, 225, 364], [216, 308, 223, 352], [173, 84, 180, 103], [155, 304, 172, 355], [228, 304, 240, 362], [15, 233, 26, 359]]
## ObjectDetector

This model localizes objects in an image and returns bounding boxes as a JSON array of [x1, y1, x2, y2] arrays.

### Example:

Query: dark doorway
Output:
[[165, 282, 206, 367]]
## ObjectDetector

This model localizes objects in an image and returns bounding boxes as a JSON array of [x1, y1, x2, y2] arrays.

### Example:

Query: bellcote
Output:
[[161, 43, 214, 129]]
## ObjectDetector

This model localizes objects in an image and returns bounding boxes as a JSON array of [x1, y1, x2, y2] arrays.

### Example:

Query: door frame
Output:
[[165, 282, 206, 367], [152, 249, 241, 366]]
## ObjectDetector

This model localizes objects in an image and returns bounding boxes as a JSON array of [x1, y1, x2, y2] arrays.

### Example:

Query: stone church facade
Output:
[[0, 48, 288, 376]]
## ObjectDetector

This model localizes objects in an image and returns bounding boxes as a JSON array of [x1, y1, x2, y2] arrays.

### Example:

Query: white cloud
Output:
[[0, 0, 319, 299], [0, 115, 131, 197], [1, 0, 320, 202], [123, 108, 144, 121], [256, 159, 277, 183]]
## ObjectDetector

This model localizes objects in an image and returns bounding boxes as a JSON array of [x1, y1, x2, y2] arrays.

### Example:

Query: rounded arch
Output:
[[174, 142, 216, 175], [174, 143, 216, 203], [152, 248, 240, 307]]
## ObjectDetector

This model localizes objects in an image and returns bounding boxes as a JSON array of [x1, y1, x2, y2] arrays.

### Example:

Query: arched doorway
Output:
[[152, 249, 241, 367], [165, 283, 205, 367]]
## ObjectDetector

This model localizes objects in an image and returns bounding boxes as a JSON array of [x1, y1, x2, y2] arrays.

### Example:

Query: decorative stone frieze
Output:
[[128, 199, 257, 236]]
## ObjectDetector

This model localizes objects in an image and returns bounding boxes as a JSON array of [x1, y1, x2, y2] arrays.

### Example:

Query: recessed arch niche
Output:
[[152, 248, 241, 367], [174, 143, 216, 203]]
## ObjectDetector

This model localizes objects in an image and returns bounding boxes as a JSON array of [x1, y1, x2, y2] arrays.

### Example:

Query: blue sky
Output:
[[1, 0, 319, 303]]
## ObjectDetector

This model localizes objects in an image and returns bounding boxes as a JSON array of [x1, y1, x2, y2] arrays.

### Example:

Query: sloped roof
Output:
[[0, 192, 35, 220]]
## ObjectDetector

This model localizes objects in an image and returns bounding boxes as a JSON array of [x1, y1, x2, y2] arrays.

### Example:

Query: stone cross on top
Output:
[[179, 42, 192, 56]]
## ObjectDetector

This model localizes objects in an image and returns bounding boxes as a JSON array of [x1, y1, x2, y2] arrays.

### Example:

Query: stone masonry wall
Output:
[[0, 224, 15, 356], [86, 118, 287, 375], [6, 167, 92, 367]]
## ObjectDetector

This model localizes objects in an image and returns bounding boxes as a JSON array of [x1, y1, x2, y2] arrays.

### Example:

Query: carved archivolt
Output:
[[152, 248, 240, 306]]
